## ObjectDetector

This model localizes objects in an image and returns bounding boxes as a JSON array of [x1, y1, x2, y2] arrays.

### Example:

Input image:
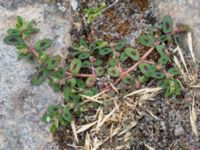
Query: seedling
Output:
[[3, 15, 186, 133]]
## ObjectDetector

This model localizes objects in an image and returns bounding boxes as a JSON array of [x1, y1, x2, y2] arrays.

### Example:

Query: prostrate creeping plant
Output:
[[4, 15, 187, 133]]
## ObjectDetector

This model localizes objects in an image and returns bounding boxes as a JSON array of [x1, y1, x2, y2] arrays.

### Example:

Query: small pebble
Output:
[[160, 121, 166, 131], [174, 125, 185, 136], [71, 0, 78, 11]]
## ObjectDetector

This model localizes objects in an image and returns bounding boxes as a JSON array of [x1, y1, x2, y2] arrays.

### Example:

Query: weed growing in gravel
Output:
[[83, 2, 106, 24], [4, 16, 185, 133]]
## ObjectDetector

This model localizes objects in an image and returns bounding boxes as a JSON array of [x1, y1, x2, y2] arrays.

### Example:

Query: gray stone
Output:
[[0, 1, 71, 150], [71, 0, 78, 11], [174, 125, 185, 136], [151, 0, 200, 59]]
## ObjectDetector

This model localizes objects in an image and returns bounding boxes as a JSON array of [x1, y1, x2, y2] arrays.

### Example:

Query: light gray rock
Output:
[[0, 1, 71, 150], [151, 0, 200, 59], [71, 0, 78, 11], [174, 125, 185, 136]]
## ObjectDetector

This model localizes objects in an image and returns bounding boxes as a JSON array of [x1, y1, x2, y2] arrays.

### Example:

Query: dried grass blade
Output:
[[177, 46, 190, 75], [71, 121, 79, 143], [124, 87, 162, 98], [77, 121, 97, 134], [189, 95, 198, 137], [146, 109, 159, 120], [173, 56, 187, 81], [80, 95, 103, 105], [98, 108, 117, 128], [83, 133, 91, 150], [118, 121, 137, 136], [144, 144, 155, 150], [187, 32, 196, 63]]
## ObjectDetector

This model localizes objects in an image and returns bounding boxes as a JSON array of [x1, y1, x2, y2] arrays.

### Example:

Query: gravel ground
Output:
[[63, 0, 200, 149]]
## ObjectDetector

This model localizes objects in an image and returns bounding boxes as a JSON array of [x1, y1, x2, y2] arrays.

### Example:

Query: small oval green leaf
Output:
[[139, 63, 156, 77], [125, 48, 140, 61], [115, 40, 127, 51], [122, 74, 134, 84], [99, 47, 112, 56], [163, 16, 173, 34], [107, 67, 120, 77], [167, 68, 180, 75], [94, 59, 103, 67], [31, 69, 48, 86], [69, 59, 82, 75], [139, 34, 154, 47], [108, 58, 119, 67], [48, 79, 61, 92], [120, 52, 128, 62], [47, 55, 61, 70], [7, 29, 21, 36], [4, 35, 24, 46], [76, 79, 86, 88], [35, 39, 52, 51], [51, 67, 65, 80], [62, 108, 72, 122], [65, 78, 76, 88], [158, 56, 169, 64], [86, 77, 96, 87], [151, 72, 165, 79], [78, 53, 90, 60], [96, 66, 105, 77], [82, 60, 90, 68]]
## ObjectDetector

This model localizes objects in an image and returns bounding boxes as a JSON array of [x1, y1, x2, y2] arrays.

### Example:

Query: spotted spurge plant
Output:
[[4, 15, 187, 133]]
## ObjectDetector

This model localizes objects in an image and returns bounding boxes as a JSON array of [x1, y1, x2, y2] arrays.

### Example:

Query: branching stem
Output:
[[110, 47, 155, 88]]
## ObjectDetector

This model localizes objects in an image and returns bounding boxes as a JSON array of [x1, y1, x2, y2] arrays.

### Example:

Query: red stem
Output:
[[29, 46, 39, 59], [65, 71, 96, 78], [111, 47, 155, 86]]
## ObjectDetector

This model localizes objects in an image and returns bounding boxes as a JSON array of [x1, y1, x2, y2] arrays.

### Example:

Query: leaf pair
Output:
[[125, 48, 140, 61], [16, 16, 40, 37], [139, 63, 156, 77], [31, 68, 48, 86], [99, 47, 112, 56], [156, 45, 169, 64], [115, 40, 127, 51], [4, 27, 25, 46], [139, 34, 155, 47], [35, 39, 52, 51], [49, 68, 65, 92], [161, 79, 181, 97], [64, 88, 80, 104], [46, 55, 61, 70], [42, 104, 72, 133], [32, 57, 62, 86], [139, 16, 173, 47]]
